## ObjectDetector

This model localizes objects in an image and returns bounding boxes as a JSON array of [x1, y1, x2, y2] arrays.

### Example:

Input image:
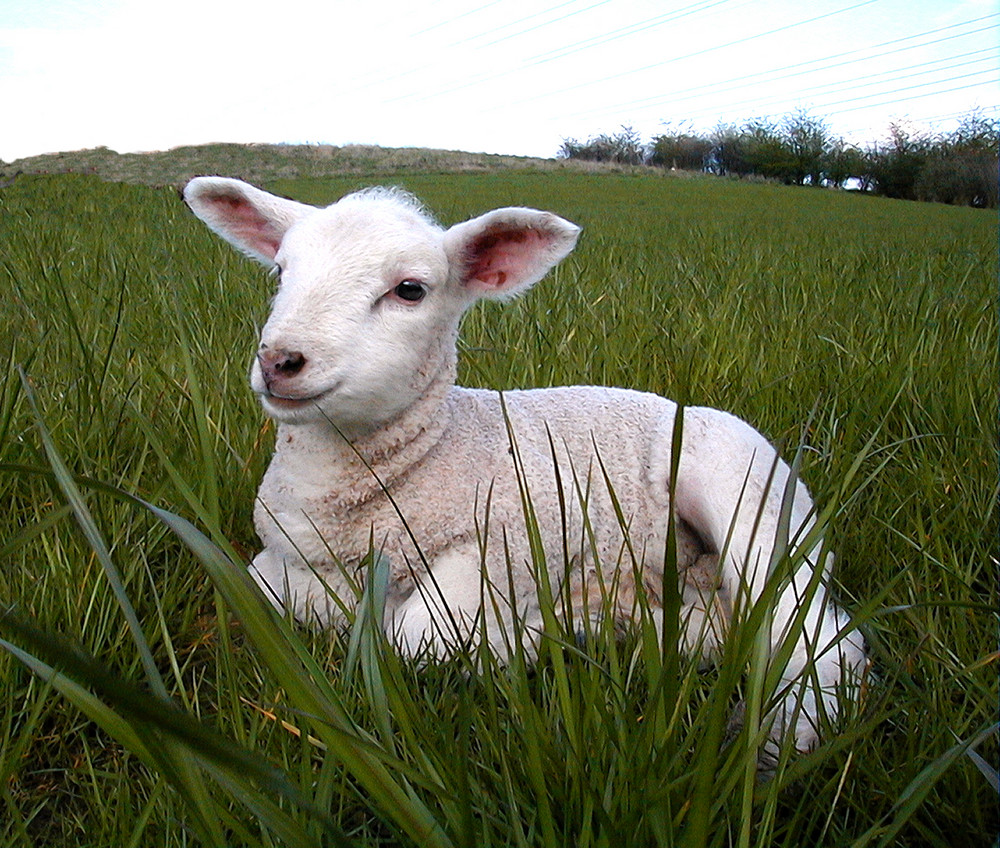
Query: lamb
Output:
[[182, 176, 866, 756]]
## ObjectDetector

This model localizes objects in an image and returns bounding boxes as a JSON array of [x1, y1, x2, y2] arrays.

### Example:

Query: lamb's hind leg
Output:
[[654, 406, 866, 753], [765, 574, 867, 757], [677, 552, 729, 664]]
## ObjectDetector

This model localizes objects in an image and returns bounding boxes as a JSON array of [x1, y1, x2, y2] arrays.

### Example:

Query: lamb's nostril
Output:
[[258, 348, 307, 385], [275, 350, 306, 375]]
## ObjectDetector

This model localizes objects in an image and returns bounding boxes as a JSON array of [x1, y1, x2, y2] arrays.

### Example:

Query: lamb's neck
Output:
[[273, 364, 456, 507]]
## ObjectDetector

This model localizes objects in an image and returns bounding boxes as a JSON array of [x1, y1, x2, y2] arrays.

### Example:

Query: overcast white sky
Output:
[[0, 0, 996, 162]]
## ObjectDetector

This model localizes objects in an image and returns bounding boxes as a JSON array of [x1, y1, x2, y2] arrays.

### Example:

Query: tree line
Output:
[[558, 110, 998, 208]]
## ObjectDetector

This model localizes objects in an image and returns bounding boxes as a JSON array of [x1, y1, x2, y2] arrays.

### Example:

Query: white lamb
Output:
[[183, 176, 866, 756]]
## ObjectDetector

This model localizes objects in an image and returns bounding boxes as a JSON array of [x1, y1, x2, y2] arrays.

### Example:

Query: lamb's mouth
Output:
[[260, 388, 331, 409]]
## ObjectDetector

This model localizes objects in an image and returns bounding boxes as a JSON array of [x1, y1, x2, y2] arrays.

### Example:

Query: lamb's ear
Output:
[[183, 176, 313, 266], [444, 207, 580, 299]]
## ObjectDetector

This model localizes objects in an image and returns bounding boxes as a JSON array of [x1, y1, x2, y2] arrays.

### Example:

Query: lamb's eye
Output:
[[393, 280, 427, 303]]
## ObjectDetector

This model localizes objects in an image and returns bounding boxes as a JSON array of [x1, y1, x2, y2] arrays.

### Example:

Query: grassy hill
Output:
[[0, 141, 656, 187]]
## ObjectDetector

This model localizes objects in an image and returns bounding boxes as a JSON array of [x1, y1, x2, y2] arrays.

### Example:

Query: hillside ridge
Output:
[[1, 141, 656, 186]]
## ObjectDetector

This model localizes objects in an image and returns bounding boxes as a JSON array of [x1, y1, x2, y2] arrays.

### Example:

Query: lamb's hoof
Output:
[[723, 699, 746, 747], [722, 700, 779, 781]]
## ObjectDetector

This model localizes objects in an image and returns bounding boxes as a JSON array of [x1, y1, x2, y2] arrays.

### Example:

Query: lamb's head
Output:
[[183, 177, 580, 436]]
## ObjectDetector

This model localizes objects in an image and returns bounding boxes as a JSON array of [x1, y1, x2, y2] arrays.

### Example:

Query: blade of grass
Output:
[[853, 721, 999, 848], [0, 607, 351, 847], [18, 366, 167, 699]]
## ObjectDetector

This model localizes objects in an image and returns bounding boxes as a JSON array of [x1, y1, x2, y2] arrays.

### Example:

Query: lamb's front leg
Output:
[[387, 543, 523, 661], [249, 546, 340, 627], [662, 407, 866, 752]]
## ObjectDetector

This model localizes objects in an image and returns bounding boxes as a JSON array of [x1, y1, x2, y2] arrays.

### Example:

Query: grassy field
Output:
[[0, 169, 995, 846]]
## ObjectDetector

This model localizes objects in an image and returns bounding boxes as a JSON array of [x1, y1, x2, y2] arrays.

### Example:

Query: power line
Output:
[[385, 0, 736, 106], [523, 0, 735, 62], [411, 0, 509, 37], [606, 47, 998, 127], [838, 106, 999, 142], [842, 104, 999, 137], [341, 1, 997, 152], [446, 0, 599, 48], [638, 65, 997, 130], [805, 69, 999, 116], [659, 70, 999, 138], [569, 16, 999, 122], [779, 53, 996, 103], [510, 0, 884, 107], [477, 0, 615, 49], [347, 0, 604, 93]]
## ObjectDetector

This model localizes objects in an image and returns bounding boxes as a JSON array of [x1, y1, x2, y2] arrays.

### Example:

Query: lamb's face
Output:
[[184, 176, 581, 437], [251, 199, 461, 434]]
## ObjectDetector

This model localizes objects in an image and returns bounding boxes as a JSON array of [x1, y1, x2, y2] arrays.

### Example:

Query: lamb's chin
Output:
[[259, 393, 328, 424]]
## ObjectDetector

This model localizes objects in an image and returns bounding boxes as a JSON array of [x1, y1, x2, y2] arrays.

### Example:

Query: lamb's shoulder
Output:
[[483, 385, 679, 502], [501, 384, 677, 439], [374, 385, 677, 553], [443, 384, 682, 543]]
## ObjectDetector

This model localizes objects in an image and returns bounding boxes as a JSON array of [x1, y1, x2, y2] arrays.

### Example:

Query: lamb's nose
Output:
[[258, 347, 306, 386]]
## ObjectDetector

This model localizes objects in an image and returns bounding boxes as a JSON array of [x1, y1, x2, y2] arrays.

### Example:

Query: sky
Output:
[[0, 0, 996, 163]]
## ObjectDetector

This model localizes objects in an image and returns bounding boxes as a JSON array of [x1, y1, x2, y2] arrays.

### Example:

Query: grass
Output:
[[0, 170, 995, 846]]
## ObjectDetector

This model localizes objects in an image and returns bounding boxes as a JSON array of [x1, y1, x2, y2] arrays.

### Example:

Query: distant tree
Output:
[[559, 108, 997, 206], [869, 123, 931, 200], [649, 123, 712, 171], [558, 137, 585, 160], [915, 111, 998, 208], [952, 110, 999, 207], [742, 118, 796, 183], [951, 109, 999, 155], [609, 125, 645, 165], [708, 123, 751, 176], [783, 109, 830, 185], [557, 126, 644, 165], [821, 139, 875, 189], [823, 139, 853, 188]]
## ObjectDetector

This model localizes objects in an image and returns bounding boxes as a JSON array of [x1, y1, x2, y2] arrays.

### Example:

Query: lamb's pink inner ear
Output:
[[208, 191, 284, 260], [464, 226, 547, 293]]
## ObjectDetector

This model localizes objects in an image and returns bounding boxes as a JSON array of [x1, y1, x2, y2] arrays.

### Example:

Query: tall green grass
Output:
[[0, 172, 995, 845]]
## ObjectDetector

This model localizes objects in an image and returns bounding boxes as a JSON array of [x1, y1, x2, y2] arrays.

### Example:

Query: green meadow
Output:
[[0, 170, 995, 846]]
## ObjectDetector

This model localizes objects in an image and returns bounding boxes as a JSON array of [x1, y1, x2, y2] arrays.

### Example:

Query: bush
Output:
[[868, 123, 931, 200], [558, 126, 645, 166], [914, 112, 999, 207], [742, 119, 798, 184], [649, 125, 712, 171], [783, 109, 830, 186], [706, 123, 750, 177], [823, 142, 870, 190]]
